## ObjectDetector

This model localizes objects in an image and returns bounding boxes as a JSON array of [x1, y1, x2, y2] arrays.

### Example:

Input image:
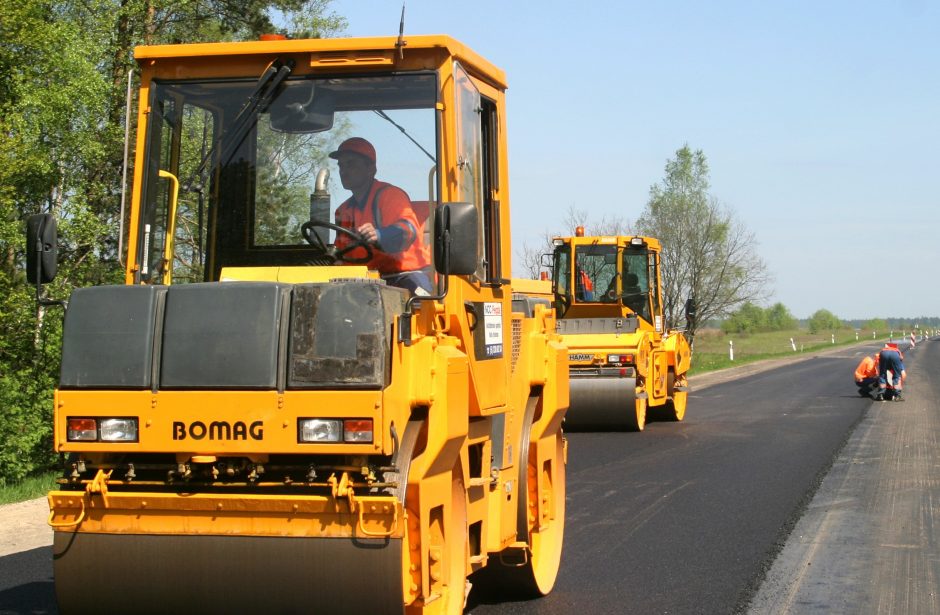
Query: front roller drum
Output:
[[563, 376, 645, 431], [53, 531, 404, 615]]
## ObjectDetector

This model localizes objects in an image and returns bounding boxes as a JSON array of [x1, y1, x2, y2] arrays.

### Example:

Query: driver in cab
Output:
[[330, 137, 433, 295]]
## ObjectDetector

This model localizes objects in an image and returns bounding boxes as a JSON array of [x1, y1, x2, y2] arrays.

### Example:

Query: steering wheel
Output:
[[300, 220, 374, 265]]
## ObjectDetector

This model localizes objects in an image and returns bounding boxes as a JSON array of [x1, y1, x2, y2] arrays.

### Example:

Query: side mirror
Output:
[[434, 202, 478, 276], [685, 296, 697, 323], [26, 213, 58, 285], [539, 252, 554, 272]]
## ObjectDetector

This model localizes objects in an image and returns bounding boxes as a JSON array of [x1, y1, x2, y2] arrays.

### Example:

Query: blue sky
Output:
[[329, 0, 939, 320]]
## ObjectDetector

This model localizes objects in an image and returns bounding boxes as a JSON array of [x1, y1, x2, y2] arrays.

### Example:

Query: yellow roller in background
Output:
[[525, 230, 691, 432]]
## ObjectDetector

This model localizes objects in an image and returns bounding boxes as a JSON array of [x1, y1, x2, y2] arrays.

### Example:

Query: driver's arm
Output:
[[368, 185, 421, 254]]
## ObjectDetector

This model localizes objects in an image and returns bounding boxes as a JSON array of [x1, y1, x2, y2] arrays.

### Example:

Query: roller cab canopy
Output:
[[551, 235, 665, 332], [125, 35, 509, 286]]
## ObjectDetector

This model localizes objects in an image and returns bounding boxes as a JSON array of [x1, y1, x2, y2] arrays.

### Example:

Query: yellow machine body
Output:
[[548, 233, 690, 430], [46, 35, 568, 614]]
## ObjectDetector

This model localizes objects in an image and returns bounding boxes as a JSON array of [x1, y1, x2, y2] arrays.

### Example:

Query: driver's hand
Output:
[[357, 223, 380, 245]]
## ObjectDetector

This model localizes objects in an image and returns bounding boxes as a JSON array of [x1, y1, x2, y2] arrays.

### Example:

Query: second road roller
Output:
[[546, 228, 692, 431]]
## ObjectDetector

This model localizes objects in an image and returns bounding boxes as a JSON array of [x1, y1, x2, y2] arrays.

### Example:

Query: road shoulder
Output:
[[748, 341, 940, 614], [0, 497, 51, 558]]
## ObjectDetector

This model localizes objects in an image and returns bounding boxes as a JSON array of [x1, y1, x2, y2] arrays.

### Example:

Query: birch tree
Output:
[[635, 145, 770, 338]]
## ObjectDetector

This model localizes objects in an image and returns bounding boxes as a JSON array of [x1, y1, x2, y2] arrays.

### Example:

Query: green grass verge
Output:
[[0, 471, 58, 506], [688, 327, 879, 375]]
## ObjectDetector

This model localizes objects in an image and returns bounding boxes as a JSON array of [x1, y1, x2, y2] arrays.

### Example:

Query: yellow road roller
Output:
[[548, 229, 691, 431], [26, 34, 568, 614]]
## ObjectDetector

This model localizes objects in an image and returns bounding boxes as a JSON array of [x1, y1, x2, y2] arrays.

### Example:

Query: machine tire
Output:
[[405, 461, 468, 615], [658, 370, 687, 422], [479, 396, 565, 597], [626, 395, 647, 431], [515, 430, 566, 595]]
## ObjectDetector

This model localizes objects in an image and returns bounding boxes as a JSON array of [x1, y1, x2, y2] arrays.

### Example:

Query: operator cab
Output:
[[551, 236, 660, 327]]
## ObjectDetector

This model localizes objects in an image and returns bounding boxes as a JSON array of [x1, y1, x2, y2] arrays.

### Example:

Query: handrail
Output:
[[118, 68, 134, 267], [159, 169, 180, 285]]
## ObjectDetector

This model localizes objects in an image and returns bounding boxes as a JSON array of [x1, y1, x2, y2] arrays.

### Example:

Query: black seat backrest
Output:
[[623, 272, 641, 294]]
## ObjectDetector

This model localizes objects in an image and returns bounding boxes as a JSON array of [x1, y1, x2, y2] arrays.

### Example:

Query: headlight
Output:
[[607, 354, 633, 364], [66, 417, 138, 442], [99, 418, 138, 442], [298, 418, 373, 443], [299, 419, 342, 443]]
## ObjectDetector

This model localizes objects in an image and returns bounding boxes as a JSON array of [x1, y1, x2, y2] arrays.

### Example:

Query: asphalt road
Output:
[[465, 344, 878, 614], [0, 340, 931, 615]]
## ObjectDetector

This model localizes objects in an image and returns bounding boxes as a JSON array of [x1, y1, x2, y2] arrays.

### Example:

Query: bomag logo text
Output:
[[172, 420, 264, 441]]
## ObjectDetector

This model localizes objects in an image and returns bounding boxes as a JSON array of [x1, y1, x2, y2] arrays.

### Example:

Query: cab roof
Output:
[[134, 34, 507, 90]]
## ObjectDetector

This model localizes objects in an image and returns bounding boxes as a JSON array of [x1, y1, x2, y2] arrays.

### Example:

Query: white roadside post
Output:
[[729, 340, 734, 361]]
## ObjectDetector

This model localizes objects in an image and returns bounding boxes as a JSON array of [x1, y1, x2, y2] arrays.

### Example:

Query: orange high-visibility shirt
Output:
[[578, 270, 593, 292], [335, 180, 430, 274], [854, 355, 878, 381]]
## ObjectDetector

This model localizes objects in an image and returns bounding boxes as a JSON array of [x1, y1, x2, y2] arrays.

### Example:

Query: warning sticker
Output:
[[483, 302, 503, 358]]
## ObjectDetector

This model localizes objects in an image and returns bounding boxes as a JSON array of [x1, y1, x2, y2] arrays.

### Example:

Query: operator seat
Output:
[[621, 273, 648, 320], [622, 273, 641, 296]]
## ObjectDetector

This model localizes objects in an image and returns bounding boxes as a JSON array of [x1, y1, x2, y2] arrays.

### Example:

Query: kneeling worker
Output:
[[331, 137, 433, 295], [853, 353, 879, 398]]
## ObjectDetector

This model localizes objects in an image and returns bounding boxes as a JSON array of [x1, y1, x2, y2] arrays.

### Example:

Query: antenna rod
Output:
[[396, 3, 407, 59]]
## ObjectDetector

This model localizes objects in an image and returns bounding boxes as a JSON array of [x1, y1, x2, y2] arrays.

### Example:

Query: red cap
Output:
[[329, 137, 376, 163]]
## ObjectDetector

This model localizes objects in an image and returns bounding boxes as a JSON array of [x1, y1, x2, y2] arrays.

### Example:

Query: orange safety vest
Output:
[[578, 270, 593, 292], [854, 355, 878, 381], [335, 180, 431, 274]]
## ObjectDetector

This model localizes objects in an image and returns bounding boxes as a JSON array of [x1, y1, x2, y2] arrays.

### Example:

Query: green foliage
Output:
[[0, 370, 57, 486], [808, 308, 844, 333], [635, 145, 770, 335], [0, 285, 62, 485], [766, 302, 798, 330], [0, 0, 346, 487], [721, 301, 797, 334], [721, 302, 766, 334], [863, 318, 888, 332]]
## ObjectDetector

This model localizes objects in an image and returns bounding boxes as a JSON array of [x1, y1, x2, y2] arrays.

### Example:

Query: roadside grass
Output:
[[689, 327, 878, 374], [0, 471, 58, 506]]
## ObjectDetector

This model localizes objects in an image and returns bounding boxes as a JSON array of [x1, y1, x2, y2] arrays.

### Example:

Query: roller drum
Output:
[[563, 377, 638, 431], [53, 531, 403, 615]]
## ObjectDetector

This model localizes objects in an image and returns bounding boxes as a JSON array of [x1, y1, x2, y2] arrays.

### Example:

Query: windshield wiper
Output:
[[185, 58, 295, 191], [373, 109, 436, 163]]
